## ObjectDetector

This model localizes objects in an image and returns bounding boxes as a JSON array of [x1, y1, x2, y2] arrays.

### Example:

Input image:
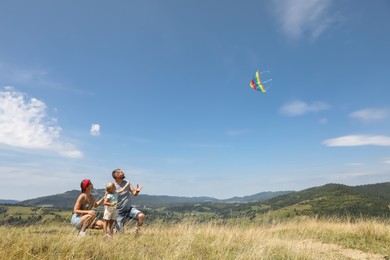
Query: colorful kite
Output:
[[249, 70, 272, 93]]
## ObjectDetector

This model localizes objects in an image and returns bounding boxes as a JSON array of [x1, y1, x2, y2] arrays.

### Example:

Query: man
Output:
[[112, 168, 145, 233]]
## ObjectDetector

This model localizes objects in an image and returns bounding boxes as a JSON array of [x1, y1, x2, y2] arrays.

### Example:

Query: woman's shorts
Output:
[[71, 214, 82, 229]]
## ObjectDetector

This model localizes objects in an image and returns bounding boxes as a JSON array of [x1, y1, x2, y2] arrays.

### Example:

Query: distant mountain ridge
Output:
[[19, 190, 293, 209], [0, 199, 19, 204]]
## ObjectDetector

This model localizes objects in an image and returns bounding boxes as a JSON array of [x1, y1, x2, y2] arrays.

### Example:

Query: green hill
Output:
[[153, 183, 390, 221], [258, 182, 390, 218]]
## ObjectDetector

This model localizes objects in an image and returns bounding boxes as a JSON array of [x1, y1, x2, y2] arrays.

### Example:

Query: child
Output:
[[103, 181, 129, 238]]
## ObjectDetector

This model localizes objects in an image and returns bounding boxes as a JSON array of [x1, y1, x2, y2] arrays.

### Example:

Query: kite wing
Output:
[[249, 70, 267, 93]]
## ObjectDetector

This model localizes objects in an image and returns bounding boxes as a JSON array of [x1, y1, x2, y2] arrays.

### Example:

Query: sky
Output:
[[0, 0, 390, 201]]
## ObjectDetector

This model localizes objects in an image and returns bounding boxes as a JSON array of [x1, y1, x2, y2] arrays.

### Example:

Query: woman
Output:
[[71, 179, 105, 236]]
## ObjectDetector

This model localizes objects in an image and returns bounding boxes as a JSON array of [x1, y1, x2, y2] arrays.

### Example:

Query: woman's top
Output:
[[73, 193, 93, 215]]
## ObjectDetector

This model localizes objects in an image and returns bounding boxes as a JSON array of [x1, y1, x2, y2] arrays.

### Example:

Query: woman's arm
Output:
[[94, 194, 105, 208]]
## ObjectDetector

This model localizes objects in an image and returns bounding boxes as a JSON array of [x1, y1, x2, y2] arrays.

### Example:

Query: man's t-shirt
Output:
[[115, 180, 131, 214]]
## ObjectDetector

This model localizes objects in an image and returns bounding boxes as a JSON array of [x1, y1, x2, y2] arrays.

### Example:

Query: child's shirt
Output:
[[106, 192, 118, 206]]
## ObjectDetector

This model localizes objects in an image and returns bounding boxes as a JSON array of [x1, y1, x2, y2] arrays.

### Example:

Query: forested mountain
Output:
[[16, 182, 390, 219], [19, 189, 291, 209]]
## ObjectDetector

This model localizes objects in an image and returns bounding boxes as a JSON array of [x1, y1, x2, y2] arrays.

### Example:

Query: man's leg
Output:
[[115, 212, 126, 232], [130, 207, 145, 233], [136, 212, 145, 228]]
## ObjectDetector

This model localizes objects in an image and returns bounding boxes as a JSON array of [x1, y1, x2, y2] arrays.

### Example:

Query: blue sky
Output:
[[1, 0, 390, 200]]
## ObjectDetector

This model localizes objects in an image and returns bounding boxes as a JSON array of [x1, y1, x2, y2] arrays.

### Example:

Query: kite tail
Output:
[[263, 79, 273, 91], [262, 79, 272, 84]]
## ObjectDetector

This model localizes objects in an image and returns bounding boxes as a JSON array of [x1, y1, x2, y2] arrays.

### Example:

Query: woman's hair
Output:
[[80, 179, 91, 193], [105, 182, 115, 193]]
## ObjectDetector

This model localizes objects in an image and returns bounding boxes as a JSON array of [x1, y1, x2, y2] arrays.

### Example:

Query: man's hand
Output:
[[136, 184, 143, 192]]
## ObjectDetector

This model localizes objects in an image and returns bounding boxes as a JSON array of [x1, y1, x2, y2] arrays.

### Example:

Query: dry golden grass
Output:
[[0, 217, 389, 259]]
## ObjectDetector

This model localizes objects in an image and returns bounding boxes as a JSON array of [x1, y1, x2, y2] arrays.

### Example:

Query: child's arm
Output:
[[117, 181, 130, 194], [103, 195, 115, 207]]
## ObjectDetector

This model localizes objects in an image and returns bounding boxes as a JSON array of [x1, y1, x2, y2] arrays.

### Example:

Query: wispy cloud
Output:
[[280, 100, 330, 116], [382, 158, 390, 164], [0, 86, 83, 158], [0, 62, 49, 86], [330, 171, 380, 181], [323, 135, 390, 147], [0, 62, 92, 95], [350, 108, 389, 122], [272, 0, 338, 40], [318, 118, 328, 125], [187, 143, 227, 149], [161, 157, 194, 165], [0, 161, 114, 200], [226, 129, 249, 136], [90, 124, 101, 136], [346, 162, 364, 167]]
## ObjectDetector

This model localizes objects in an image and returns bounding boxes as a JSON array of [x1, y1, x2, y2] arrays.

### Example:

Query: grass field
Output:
[[0, 216, 389, 259]]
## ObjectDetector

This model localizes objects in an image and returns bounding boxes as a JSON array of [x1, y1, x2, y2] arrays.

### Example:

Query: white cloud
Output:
[[0, 86, 83, 158], [350, 108, 389, 122], [323, 135, 390, 147], [90, 124, 101, 136], [272, 0, 337, 40], [280, 100, 330, 116]]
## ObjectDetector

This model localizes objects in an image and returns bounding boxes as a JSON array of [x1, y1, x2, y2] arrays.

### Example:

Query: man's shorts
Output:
[[123, 207, 141, 219], [103, 206, 117, 220], [115, 207, 142, 231]]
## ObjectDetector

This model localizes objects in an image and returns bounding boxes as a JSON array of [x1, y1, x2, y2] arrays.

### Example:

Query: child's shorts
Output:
[[103, 206, 116, 220]]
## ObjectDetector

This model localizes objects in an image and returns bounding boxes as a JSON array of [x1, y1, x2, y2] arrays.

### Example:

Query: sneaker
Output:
[[78, 231, 87, 237]]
